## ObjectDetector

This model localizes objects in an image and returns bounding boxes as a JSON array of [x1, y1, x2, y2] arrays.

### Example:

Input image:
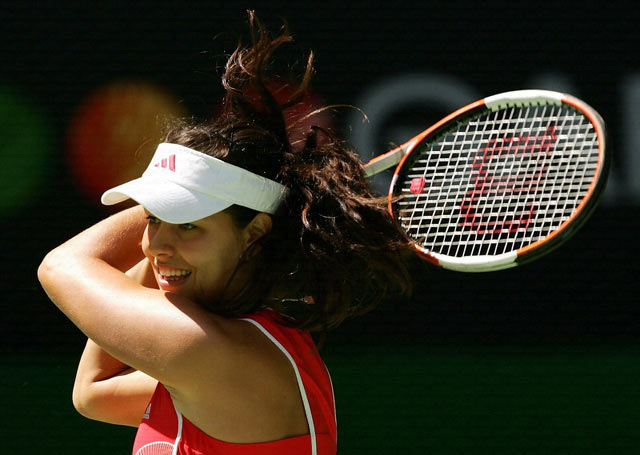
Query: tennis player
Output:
[[38, 12, 411, 455]]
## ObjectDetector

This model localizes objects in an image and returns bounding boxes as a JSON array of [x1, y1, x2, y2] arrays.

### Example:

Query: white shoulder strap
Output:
[[239, 317, 318, 455]]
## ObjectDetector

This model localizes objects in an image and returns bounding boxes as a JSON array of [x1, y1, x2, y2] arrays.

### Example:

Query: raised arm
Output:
[[37, 206, 240, 391], [72, 258, 159, 427], [72, 339, 158, 427]]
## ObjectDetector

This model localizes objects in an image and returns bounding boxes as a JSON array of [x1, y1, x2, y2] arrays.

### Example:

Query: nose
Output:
[[146, 221, 177, 258]]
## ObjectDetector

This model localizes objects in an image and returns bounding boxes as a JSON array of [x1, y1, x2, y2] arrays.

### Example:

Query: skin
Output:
[[39, 205, 308, 442], [141, 208, 251, 306]]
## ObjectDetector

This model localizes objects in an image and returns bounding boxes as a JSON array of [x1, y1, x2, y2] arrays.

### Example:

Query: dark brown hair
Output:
[[165, 11, 412, 331]]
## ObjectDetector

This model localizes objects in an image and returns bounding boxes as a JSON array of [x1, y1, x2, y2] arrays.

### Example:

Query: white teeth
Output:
[[166, 275, 187, 282], [158, 268, 191, 277]]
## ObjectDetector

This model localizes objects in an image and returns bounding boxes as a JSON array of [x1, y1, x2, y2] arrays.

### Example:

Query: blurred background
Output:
[[2, 1, 639, 453]]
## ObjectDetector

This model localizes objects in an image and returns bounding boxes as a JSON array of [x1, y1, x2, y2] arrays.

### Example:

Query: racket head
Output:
[[389, 89, 609, 272]]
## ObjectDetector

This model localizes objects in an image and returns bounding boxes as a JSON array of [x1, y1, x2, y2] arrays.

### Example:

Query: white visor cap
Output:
[[101, 143, 289, 224]]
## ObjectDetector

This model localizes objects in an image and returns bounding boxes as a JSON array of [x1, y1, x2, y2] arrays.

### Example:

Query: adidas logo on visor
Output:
[[100, 143, 290, 222], [153, 154, 176, 172]]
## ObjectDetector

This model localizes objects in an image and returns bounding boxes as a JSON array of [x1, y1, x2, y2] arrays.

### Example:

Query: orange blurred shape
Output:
[[66, 81, 186, 206]]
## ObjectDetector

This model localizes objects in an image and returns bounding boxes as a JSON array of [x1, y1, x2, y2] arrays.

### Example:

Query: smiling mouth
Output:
[[157, 267, 192, 285]]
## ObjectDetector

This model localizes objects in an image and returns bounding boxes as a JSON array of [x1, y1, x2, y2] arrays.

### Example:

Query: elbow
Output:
[[37, 253, 50, 285], [37, 249, 61, 291], [72, 370, 100, 420], [72, 381, 101, 420], [72, 398, 91, 419], [37, 253, 56, 302], [38, 247, 74, 305], [71, 382, 92, 418]]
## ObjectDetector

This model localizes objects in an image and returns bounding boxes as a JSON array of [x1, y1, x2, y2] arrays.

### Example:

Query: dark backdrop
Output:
[[2, 0, 638, 349], [2, 2, 640, 453]]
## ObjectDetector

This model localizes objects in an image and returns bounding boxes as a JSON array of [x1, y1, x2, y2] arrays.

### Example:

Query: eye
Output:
[[179, 223, 197, 231], [146, 215, 160, 225]]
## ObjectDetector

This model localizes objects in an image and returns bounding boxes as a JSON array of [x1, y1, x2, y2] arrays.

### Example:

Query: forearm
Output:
[[41, 205, 147, 273], [73, 339, 158, 426], [72, 258, 158, 393], [74, 339, 132, 392], [38, 206, 148, 321], [69, 252, 160, 426]]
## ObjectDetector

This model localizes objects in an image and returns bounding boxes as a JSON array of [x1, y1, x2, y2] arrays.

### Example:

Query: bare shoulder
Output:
[[170, 314, 309, 442], [177, 313, 295, 388]]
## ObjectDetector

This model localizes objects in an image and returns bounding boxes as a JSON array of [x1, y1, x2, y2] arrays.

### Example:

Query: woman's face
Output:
[[141, 209, 249, 306]]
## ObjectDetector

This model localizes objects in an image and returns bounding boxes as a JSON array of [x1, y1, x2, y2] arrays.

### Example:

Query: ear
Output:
[[242, 213, 273, 250]]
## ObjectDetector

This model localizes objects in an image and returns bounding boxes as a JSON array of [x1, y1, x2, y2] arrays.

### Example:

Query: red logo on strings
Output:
[[459, 126, 557, 235], [154, 154, 176, 171], [410, 177, 426, 194]]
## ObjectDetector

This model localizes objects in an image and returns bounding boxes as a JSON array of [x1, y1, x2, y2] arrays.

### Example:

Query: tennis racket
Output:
[[363, 89, 609, 272]]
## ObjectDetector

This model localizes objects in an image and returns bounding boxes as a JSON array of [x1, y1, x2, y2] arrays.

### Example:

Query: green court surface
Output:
[[4, 344, 640, 454]]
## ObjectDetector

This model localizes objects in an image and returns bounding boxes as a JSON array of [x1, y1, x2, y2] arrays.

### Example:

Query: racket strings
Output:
[[396, 104, 599, 258], [477, 105, 528, 256]]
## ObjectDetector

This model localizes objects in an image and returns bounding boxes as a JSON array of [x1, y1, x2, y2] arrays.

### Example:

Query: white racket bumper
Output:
[[363, 145, 408, 177], [484, 89, 564, 110], [430, 251, 518, 273]]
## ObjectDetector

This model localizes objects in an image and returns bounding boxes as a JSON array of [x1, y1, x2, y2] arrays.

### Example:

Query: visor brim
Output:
[[101, 176, 233, 224]]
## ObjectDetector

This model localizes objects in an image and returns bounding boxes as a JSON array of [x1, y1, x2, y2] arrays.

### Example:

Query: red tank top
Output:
[[132, 309, 337, 455]]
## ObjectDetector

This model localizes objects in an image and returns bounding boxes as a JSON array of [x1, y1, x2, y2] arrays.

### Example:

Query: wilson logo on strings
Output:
[[459, 126, 558, 235]]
